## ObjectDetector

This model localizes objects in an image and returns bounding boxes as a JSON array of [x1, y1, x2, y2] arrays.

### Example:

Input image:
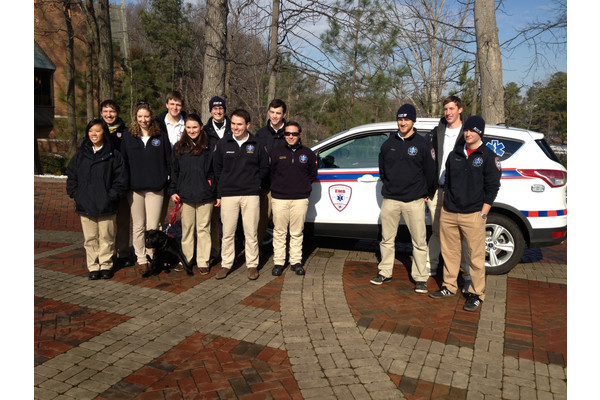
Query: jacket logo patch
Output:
[[246, 144, 255, 154], [495, 157, 502, 171], [431, 148, 436, 160], [329, 185, 352, 212], [151, 138, 161, 147], [472, 157, 484, 167], [299, 155, 308, 163], [117, 132, 122, 138], [408, 146, 418, 156]]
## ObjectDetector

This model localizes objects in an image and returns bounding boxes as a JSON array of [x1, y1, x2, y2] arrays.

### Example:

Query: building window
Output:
[[35, 68, 53, 106]]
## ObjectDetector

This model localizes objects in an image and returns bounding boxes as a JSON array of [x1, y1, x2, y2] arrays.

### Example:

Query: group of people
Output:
[[66, 94, 317, 283], [65, 92, 500, 312], [371, 97, 502, 312]]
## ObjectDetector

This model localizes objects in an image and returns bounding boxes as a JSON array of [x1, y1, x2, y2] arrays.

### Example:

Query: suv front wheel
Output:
[[484, 213, 525, 275]]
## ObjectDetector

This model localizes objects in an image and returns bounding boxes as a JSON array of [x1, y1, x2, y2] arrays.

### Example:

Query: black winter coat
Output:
[[270, 143, 318, 200], [120, 131, 172, 192], [426, 116, 465, 187], [443, 143, 502, 213], [379, 130, 437, 202], [169, 145, 216, 204], [107, 117, 129, 152], [256, 120, 286, 189], [66, 139, 128, 217], [213, 133, 270, 198], [204, 116, 231, 151]]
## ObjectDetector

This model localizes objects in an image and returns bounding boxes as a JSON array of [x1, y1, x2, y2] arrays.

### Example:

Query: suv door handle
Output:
[[357, 174, 379, 183]]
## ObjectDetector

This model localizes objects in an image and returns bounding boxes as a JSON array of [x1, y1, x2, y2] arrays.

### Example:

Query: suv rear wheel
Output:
[[485, 213, 525, 275]]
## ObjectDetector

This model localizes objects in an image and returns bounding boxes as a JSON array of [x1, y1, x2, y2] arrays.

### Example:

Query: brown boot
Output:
[[247, 267, 259, 280], [215, 267, 229, 280]]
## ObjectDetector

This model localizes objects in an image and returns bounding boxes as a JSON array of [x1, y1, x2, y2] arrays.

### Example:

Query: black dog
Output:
[[143, 229, 192, 277]]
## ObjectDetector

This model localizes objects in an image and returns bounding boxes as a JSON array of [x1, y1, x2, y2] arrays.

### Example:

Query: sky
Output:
[[115, 0, 565, 87], [495, 0, 566, 86]]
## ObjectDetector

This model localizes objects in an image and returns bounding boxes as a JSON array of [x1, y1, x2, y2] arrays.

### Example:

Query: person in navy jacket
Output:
[[371, 104, 436, 294], [120, 102, 172, 275], [212, 109, 269, 280], [66, 118, 128, 280], [169, 114, 217, 274], [429, 115, 502, 312], [100, 99, 134, 268], [269, 121, 317, 276]]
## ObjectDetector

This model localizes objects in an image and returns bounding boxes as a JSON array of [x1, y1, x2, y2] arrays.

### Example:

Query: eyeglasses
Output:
[[136, 101, 150, 107], [284, 131, 300, 136]]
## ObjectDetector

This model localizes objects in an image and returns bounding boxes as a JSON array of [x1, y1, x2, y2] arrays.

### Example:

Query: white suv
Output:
[[305, 119, 567, 274]]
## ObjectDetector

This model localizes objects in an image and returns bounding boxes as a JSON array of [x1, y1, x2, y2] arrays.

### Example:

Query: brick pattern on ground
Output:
[[34, 179, 567, 400]]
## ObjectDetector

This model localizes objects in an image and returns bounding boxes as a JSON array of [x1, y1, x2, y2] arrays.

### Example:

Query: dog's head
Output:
[[144, 229, 168, 249]]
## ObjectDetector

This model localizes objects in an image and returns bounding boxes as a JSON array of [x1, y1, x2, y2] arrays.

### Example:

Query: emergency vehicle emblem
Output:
[[151, 138, 161, 147], [408, 146, 418, 156], [299, 154, 308, 163], [472, 157, 484, 167], [329, 185, 352, 212]]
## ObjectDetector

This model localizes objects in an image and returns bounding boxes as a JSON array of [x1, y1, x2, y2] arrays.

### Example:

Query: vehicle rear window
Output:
[[535, 139, 561, 163], [483, 137, 523, 161]]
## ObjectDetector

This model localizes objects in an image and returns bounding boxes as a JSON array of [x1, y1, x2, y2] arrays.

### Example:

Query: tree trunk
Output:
[[350, 0, 362, 122], [473, 0, 504, 124], [97, 0, 114, 101], [85, 39, 95, 121], [471, 55, 479, 116], [202, 0, 228, 123], [267, 0, 280, 102], [64, 0, 78, 156]]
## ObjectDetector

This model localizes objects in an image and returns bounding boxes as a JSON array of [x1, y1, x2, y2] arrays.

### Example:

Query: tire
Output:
[[484, 213, 525, 275]]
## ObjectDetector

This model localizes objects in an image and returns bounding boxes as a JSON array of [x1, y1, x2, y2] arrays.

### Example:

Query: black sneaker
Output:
[[88, 271, 101, 280], [464, 294, 482, 311], [272, 265, 285, 276], [100, 269, 114, 279], [414, 281, 428, 294], [370, 274, 392, 285], [429, 286, 455, 299]]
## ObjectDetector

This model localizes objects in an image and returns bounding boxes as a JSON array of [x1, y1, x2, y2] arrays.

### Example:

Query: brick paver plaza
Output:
[[34, 177, 567, 399]]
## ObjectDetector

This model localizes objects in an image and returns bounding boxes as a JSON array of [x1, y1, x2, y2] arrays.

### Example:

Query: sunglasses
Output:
[[284, 131, 300, 136]]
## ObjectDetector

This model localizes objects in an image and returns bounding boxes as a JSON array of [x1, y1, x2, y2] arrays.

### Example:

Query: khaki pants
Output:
[[271, 198, 309, 266], [115, 196, 131, 258], [257, 188, 272, 247], [180, 202, 213, 268], [378, 198, 428, 282], [440, 208, 486, 300], [426, 188, 469, 276], [80, 214, 116, 271], [210, 205, 221, 258], [220, 195, 260, 269], [128, 190, 164, 261]]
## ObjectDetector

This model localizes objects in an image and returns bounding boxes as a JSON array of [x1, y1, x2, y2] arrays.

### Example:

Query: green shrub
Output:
[[39, 152, 68, 175]]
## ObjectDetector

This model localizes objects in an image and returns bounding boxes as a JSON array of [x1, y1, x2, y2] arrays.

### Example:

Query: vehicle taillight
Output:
[[517, 169, 567, 188]]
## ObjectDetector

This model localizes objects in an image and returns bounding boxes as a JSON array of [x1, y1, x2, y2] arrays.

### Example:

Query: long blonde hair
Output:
[[130, 102, 160, 138]]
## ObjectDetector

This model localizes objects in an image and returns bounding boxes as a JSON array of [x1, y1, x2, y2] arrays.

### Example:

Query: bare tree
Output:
[[97, 0, 115, 100], [80, 0, 114, 103], [501, 0, 566, 76], [267, 0, 281, 101], [202, 0, 228, 123], [473, 0, 504, 124], [63, 0, 78, 156], [384, 0, 472, 116]]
